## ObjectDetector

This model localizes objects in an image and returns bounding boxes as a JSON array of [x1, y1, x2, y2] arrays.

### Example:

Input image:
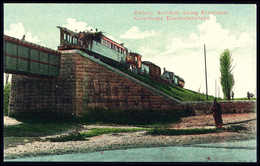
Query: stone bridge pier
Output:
[[9, 50, 185, 118]]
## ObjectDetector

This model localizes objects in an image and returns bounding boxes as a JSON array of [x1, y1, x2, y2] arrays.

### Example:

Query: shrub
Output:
[[4, 83, 11, 116]]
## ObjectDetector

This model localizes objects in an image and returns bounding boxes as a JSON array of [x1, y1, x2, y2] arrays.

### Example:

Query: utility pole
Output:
[[204, 44, 208, 100], [215, 79, 217, 98]]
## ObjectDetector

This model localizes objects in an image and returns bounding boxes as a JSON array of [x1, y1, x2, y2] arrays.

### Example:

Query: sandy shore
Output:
[[4, 113, 256, 159]]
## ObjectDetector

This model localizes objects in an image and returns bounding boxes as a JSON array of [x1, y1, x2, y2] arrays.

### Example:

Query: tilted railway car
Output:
[[57, 26, 185, 88], [140, 62, 150, 75], [126, 52, 142, 73], [174, 75, 185, 88], [161, 67, 175, 84], [57, 26, 128, 67], [142, 61, 161, 81], [161, 67, 185, 88]]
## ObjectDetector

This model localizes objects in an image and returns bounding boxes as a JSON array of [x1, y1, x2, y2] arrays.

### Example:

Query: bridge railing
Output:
[[4, 35, 60, 77]]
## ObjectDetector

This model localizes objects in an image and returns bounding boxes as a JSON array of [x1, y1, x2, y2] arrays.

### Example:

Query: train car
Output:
[[57, 26, 82, 50], [57, 26, 185, 87], [161, 67, 174, 84], [161, 67, 185, 88], [57, 26, 128, 66], [140, 62, 150, 75], [178, 77, 185, 88], [142, 61, 161, 80], [174, 75, 185, 88], [126, 52, 142, 73]]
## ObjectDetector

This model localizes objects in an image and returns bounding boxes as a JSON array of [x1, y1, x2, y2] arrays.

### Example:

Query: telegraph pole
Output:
[[215, 79, 217, 98], [204, 44, 208, 100]]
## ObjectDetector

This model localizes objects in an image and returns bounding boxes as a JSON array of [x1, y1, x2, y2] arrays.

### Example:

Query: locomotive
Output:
[[161, 67, 185, 88], [57, 26, 185, 88]]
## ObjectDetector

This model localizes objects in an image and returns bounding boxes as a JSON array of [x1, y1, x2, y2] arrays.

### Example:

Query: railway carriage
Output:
[[142, 61, 161, 81], [57, 26, 185, 88]]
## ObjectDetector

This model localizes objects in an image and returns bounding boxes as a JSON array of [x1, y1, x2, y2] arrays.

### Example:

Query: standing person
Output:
[[211, 98, 223, 128], [231, 91, 234, 100], [247, 91, 250, 100]]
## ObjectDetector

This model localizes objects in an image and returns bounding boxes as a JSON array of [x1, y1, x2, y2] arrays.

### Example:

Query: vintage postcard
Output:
[[3, 3, 257, 162]]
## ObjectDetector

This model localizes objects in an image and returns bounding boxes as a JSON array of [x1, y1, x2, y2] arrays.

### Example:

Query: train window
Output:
[[64, 33, 66, 40], [68, 35, 70, 43], [75, 38, 78, 45]]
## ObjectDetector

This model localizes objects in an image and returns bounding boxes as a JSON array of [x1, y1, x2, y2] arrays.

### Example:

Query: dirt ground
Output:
[[4, 113, 257, 159], [170, 113, 256, 129]]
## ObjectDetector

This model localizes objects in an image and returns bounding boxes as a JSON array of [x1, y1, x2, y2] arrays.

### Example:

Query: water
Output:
[[5, 139, 256, 162]]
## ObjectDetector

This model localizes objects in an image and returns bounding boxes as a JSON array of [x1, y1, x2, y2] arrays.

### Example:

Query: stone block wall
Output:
[[8, 53, 77, 116], [186, 101, 256, 115], [68, 51, 184, 116]]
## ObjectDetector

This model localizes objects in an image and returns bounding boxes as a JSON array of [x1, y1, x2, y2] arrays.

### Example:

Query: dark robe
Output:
[[211, 101, 223, 128]]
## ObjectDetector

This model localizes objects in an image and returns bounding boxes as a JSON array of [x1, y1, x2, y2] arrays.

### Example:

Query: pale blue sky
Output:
[[4, 4, 257, 98]]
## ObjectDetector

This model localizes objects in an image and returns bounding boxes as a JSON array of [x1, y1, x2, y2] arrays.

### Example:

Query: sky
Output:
[[3, 4, 257, 98]]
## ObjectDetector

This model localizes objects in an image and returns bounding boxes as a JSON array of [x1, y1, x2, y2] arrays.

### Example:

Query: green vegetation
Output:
[[47, 128, 147, 142], [47, 133, 87, 142], [117, 66, 215, 101], [147, 124, 249, 136], [41, 125, 249, 142], [220, 49, 235, 100], [225, 125, 248, 132], [232, 98, 256, 101], [82, 128, 146, 137], [147, 128, 221, 136], [4, 122, 77, 137], [4, 83, 11, 116]]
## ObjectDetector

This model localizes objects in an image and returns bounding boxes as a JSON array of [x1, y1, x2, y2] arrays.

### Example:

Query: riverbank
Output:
[[4, 113, 256, 160]]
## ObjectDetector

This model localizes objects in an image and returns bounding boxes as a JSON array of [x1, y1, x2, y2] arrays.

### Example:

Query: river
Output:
[[5, 139, 256, 162]]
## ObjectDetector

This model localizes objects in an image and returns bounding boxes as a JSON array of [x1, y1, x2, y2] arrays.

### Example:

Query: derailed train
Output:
[[57, 26, 185, 88]]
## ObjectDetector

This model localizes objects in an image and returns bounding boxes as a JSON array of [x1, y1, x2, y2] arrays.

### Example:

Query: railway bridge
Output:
[[4, 35, 186, 118], [4, 35, 255, 118]]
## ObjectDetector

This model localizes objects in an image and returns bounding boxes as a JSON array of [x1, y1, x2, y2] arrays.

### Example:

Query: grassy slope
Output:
[[117, 66, 215, 101]]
